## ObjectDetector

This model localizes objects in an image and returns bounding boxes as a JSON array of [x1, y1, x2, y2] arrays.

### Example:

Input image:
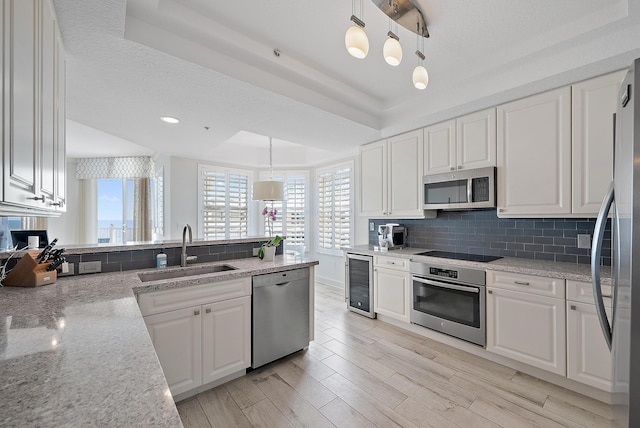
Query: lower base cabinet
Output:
[[486, 274, 566, 376], [373, 256, 410, 323], [139, 277, 252, 397], [566, 280, 613, 391]]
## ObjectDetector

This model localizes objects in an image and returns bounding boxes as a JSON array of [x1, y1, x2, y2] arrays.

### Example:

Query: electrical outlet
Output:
[[369, 222, 375, 232], [58, 262, 74, 277], [577, 234, 591, 249], [78, 261, 102, 275]]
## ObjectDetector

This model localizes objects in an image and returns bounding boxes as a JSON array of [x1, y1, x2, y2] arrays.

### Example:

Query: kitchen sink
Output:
[[138, 264, 237, 282]]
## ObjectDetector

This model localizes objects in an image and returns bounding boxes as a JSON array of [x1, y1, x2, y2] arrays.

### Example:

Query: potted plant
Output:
[[259, 206, 281, 261]]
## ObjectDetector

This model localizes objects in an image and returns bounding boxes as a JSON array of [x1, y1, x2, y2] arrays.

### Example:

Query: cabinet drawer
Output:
[[374, 256, 409, 271], [138, 277, 251, 316], [567, 280, 612, 306], [487, 270, 565, 298]]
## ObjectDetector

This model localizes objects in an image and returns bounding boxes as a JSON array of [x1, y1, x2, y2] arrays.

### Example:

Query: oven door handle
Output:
[[412, 276, 480, 294]]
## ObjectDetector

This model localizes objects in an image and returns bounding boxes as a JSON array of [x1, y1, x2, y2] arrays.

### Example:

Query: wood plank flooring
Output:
[[177, 283, 613, 428]]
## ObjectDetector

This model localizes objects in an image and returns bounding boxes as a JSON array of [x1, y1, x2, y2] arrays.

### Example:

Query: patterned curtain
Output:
[[76, 156, 154, 179]]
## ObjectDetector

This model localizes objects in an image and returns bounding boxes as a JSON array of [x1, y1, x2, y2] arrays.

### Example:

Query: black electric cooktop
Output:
[[415, 250, 502, 263]]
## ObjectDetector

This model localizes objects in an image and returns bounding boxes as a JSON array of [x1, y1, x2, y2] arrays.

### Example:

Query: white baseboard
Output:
[[315, 275, 342, 289]]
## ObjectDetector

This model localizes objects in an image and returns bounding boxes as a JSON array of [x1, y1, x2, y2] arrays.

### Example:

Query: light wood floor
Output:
[[177, 283, 614, 428]]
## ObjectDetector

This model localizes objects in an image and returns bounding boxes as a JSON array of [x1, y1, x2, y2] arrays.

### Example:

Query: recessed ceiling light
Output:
[[160, 116, 180, 124]]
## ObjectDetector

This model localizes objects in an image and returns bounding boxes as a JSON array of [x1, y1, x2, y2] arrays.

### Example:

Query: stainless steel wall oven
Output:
[[410, 261, 486, 346]]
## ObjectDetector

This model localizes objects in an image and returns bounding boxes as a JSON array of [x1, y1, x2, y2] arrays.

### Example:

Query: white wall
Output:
[[168, 157, 199, 239], [48, 159, 80, 245]]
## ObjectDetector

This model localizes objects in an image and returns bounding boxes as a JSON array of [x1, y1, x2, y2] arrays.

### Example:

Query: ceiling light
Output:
[[383, 31, 402, 66], [253, 137, 284, 201], [345, 7, 369, 60], [160, 116, 180, 124], [412, 35, 429, 90]]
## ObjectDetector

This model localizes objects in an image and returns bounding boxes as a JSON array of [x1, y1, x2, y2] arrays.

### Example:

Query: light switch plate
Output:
[[577, 234, 591, 249], [78, 261, 102, 274], [369, 222, 375, 232], [58, 262, 74, 277]]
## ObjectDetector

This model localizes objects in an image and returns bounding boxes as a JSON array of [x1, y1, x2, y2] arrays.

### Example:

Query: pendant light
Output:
[[253, 137, 284, 201], [383, 5, 402, 66], [345, 0, 369, 59], [412, 34, 429, 90]]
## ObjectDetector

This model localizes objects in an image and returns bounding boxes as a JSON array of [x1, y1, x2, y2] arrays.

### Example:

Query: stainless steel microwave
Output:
[[422, 166, 496, 210]]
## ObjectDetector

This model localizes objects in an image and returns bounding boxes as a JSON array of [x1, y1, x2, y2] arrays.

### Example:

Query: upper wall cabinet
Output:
[[360, 130, 434, 218], [2, 0, 66, 216], [497, 87, 572, 217], [423, 108, 496, 175], [571, 70, 626, 215], [497, 71, 624, 218]]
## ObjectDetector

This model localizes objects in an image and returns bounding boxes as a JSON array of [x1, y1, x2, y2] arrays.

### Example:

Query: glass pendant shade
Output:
[[383, 37, 402, 66], [253, 180, 284, 201], [345, 25, 369, 59], [412, 65, 429, 90]]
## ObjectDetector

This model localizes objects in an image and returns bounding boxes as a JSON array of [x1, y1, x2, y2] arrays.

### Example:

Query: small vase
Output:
[[262, 246, 276, 262]]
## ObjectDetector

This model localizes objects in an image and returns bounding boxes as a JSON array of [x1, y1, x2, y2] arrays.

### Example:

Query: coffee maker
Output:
[[377, 223, 407, 250]]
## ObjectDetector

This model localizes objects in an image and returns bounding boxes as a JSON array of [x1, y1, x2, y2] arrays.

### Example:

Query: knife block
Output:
[[2, 252, 57, 287]]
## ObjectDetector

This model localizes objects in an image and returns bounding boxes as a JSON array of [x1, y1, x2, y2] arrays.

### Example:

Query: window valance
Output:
[[76, 156, 154, 179]]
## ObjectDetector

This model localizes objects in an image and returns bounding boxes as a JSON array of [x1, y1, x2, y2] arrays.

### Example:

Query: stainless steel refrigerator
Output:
[[592, 58, 640, 428]]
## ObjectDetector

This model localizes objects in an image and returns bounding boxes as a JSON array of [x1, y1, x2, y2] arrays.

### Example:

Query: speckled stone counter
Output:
[[344, 245, 612, 284], [0, 255, 318, 427]]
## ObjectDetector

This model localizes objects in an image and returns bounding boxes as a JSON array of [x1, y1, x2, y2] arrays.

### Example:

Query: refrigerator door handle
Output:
[[591, 181, 614, 350]]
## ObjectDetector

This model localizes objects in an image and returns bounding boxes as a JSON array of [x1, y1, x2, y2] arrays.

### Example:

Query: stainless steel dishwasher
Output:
[[251, 268, 310, 368]]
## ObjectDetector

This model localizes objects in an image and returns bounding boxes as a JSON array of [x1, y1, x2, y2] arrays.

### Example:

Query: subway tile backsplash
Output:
[[369, 209, 611, 265]]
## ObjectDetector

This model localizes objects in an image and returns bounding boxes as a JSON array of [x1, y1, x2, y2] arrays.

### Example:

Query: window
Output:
[[97, 179, 134, 244], [317, 162, 353, 254], [259, 172, 308, 248], [198, 165, 252, 239]]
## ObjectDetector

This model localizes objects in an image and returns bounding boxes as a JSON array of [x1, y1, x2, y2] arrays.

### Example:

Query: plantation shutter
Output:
[[260, 173, 307, 247], [318, 171, 334, 250], [333, 168, 351, 250], [201, 167, 250, 239]]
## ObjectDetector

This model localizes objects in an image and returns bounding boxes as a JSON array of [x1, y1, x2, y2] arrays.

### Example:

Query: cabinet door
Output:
[[388, 130, 423, 217], [54, 28, 66, 211], [39, 0, 56, 204], [567, 301, 613, 391], [144, 306, 202, 396], [202, 296, 251, 384], [456, 108, 496, 170], [374, 267, 410, 322], [423, 119, 456, 175], [487, 287, 566, 375], [4, 0, 41, 208], [572, 71, 625, 215], [359, 140, 387, 216], [497, 87, 571, 216]]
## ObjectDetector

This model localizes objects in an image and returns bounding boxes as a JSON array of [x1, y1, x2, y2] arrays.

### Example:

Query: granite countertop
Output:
[[344, 245, 612, 285], [0, 255, 318, 427]]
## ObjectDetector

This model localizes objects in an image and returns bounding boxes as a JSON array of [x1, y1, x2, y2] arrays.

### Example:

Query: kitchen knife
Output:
[[37, 238, 57, 263], [47, 257, 65, 272]]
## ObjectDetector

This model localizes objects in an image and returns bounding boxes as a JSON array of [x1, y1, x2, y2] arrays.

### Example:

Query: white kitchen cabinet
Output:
[[497, 87, 572, 217], [1, 0, 66, 215], [201, 296, 251, 384], [423, 108, 496, 175], [486, 271, 566, 375], [140, 277, 252, 397], [373, 256, 410, 323], [566, 280, 613, 391], [359, 130, 432, 218], [572, 70, 626, 215], [144, 305, 203, 396]]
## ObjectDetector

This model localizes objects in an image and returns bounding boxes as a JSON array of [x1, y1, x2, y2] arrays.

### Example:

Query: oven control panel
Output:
[[429, 267, 458, 279]]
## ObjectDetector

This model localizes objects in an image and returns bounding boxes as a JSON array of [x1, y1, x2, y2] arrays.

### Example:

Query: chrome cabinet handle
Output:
[[205, 308, 211, 314], [514, 281, 530, 286], [570, 305, 577, 311], [488, 290, 493, 294], [194, 310, 200, 316], [450, 167, 455, 171], [28, 196, 45, 201], [458, 166, 463, 169]]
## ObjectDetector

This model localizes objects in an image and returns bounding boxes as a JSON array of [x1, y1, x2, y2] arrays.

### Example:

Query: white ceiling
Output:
[[54, 0, 640, 167]]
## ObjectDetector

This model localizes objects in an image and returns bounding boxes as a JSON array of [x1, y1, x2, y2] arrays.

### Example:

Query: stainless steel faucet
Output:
[[181, 224, 197, 267]]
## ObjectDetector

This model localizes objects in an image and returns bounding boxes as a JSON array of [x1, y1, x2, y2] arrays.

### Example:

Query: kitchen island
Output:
[[0, 254, 317, 427]]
